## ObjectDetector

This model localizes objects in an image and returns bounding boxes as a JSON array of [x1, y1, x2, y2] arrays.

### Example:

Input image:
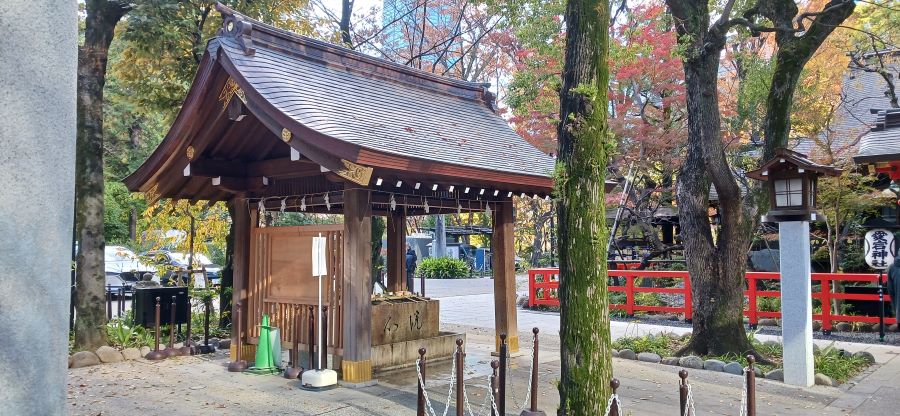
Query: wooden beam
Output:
[[212, 176, 269, 193], [228, 95, 247, 121], [341, 188, 373, 383], [230, 197, 252, 361], [185, 157, 317, 180], [492, 199, 519, 353], [387, 210, 407, 292]]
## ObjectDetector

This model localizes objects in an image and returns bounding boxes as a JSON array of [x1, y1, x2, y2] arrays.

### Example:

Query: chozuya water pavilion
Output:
[[125, 4, 555, 384]]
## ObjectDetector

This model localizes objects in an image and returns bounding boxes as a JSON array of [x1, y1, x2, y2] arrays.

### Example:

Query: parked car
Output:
[[105, 246, 157, 290], [145, 250, 222, 286]]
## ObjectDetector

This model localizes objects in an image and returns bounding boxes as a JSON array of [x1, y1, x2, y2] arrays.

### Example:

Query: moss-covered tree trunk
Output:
[[556, 0, 613, 412], [760, 0, 856, 159], [74, 0, 129, 350]]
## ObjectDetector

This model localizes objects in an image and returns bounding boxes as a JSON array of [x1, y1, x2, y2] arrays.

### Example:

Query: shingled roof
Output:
[[124, 4, 555, 202], [791, 51, 899, 159], [855, 108, 900, 163]]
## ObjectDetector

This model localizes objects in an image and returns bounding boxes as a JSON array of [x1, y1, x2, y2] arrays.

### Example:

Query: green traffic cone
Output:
[[245, 314, 279, 375]]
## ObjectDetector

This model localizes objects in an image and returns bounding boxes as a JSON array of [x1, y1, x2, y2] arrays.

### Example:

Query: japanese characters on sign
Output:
[[864, 229, 896, 270]]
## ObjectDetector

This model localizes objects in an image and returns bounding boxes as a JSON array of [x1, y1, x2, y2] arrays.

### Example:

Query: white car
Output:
[[105, 246, 157, 288]]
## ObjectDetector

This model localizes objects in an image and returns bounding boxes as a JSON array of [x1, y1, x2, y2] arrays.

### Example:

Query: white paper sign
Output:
[[312, 235, 327, 276], [865, 228, 896, 270], [192, 271, 206, 289]]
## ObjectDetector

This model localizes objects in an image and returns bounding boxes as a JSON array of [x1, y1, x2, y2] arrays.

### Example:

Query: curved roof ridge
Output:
[[213, 3, 497, 109]]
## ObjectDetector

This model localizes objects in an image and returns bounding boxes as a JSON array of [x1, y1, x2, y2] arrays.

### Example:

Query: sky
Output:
[[316, 0, 384, 21]]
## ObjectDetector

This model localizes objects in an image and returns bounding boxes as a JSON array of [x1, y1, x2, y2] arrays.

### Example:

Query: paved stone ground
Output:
[[67, 278, 900, 415]]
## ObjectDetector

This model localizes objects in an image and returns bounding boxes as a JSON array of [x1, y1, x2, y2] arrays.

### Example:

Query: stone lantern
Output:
[[746, 148, 840, 387], [746, 148, 841, 222]]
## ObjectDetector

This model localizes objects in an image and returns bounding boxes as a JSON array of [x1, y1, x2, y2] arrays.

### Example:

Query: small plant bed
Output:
[[610, 332, 874, 386]]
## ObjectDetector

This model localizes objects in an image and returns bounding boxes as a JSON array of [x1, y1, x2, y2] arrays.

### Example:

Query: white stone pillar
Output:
[[779, 221, 814, 387], [0, 1, 77, 413]]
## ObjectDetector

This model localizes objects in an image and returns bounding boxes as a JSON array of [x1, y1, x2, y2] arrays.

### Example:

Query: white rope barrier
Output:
[[738, 367, 749, 416], [502, 339, 537, 411], [415, 355, 458, 416], [685, 383, 696, 416], [603, 394, 623, 416]]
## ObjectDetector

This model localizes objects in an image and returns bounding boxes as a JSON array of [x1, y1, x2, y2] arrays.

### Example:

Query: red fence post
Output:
[[820, 276, 832, 334], [683, 272, 692, 322], [626, 275, 635, 317], [528, 270, 536, 308], [747, 274, 758, 329]]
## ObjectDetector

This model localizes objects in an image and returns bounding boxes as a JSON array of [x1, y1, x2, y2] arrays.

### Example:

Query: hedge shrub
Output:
[[418, 257, 470, 279]]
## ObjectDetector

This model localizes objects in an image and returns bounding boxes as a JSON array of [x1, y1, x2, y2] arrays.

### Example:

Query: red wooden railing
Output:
[[528, 268, 893, 331]]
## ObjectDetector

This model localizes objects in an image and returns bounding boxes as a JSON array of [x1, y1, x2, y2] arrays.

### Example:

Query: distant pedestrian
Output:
[[405, 244, 418, 293], [887, 256, 900, 324]]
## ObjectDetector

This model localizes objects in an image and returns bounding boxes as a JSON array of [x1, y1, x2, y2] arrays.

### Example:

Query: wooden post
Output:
[[341, 188, 373, 384], [387, 210, 407, 292], [230, 196, 251, 362], [227, 304, 248, 371], [679, 370, 688, 416], [492, 200, 519, 353]]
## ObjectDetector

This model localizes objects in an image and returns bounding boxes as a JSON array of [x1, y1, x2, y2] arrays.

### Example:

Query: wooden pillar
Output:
[[230, 196, 253, 361], [341, 188, 374, 383], [492, 199, 519, 353], [387, 210, 407, 292]]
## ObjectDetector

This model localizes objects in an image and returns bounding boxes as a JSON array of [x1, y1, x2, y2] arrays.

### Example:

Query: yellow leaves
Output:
[[139, 198, 230, 257]]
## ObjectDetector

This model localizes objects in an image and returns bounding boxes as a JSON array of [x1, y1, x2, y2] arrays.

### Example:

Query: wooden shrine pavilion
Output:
[[124, 4, 555, 384]]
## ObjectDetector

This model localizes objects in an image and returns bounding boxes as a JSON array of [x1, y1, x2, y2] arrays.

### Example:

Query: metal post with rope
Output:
[[520, 328, 545, 416], [741, 355, 757, 416], [604, 379, 623, 416], [498, 333, 508, 415]]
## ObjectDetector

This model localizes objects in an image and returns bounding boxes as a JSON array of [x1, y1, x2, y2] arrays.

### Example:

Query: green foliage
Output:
[[757, 296, 780, 313], [614, 331, 871, 383], [611, 333, 686, 357], [840, 239, 870, 273], [634, 292, 666, 307], [104, 181, 139, 244], [372, 216, 386, 279], [418, 257, 471, 279], [106, 314, 154, 349], [815, 345, 870, 383]]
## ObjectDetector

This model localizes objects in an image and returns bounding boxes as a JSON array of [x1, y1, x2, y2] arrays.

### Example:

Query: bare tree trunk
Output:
[[556, 0, 613, 412], [666, 0, 756, 356], [340, 0, 353, 45], [74, 0, 129, 350]]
